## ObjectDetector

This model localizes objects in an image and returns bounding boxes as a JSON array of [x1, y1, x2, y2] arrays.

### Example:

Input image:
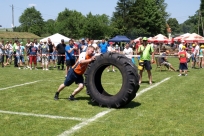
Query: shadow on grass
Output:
[[57, 96, 141, 109], [121, 101, 141, 109], [140, 80, 155, 84]]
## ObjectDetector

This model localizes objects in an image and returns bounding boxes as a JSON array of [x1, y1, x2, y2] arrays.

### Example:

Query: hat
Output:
[[142, 37, 148, 41], [201, 45, 204, 48], [43, 40, 47, 42], [81, 38, 85, 41], [6, 41, 9, 43], [192, 44, 195, 47], [182, 46, 186, 49], [20, 42, 23, 44]]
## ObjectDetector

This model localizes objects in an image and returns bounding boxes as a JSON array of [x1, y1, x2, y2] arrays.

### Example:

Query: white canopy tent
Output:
[[40, 33, 70, 46]]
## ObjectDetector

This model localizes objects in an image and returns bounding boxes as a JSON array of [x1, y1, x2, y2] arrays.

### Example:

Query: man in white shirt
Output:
[[107, 42, 116, 72], [178, 40, 184, 52], [123, 43, 133, 60], [193, 42, 200, 68]]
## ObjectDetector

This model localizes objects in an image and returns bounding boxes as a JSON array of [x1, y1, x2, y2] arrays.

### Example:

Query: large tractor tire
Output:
[[84, 52, 140, 108]]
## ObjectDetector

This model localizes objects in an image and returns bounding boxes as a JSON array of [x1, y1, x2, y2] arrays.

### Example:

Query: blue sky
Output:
[[0, 0, 201, 28]]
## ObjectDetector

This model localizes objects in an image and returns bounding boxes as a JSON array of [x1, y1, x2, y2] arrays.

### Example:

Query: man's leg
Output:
[[57, 56, 61, 70], [61, 56, 65, 70], [147, 70, 152, 84], [71, 83, 84, 96], [169, 63, 176, 71], [54, 68, 75, 100], [54, 84, 66, 100], [139, 70, 143, 84]]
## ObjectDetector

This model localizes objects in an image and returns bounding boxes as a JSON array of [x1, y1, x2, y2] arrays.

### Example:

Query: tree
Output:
[[200, 0, 204, 35], [111, 0, 135, 36], [180, 11, 199, 34], [111, 0, 169, 38], [44, 19, 56, 35], [19, 7, 44, 36], [83, 13, 111, 39], [55, 8, 85, 39], [167, 18, 180, 35], [130, 0, 168, 36]]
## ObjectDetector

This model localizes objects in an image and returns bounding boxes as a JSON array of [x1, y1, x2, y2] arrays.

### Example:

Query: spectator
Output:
[[129, 40, 135, 52], [178, 46, 188, 76], [178, 40, 185, 52], [78, 38, 87, 54], [20, 42, 26, 69], [192, 42, 200, 68], [138, 37, 154, 85], [4, 41, 10, 66], [54, 46, 95, 100], [13, 40, 18, 67], [8, 41, 13, 65], [56, 39, 66, 70], [107, 42, 116, 72], [26, 39, 32, 68], [40, 40, 49, 70], [34, 39, 41, 66], [29, 42, 38, 70], [0, 42, 5, 67], [123, 42, 134, 63], [47, 38, 55, 68], [199, 45, 204, 68], [15, 41, 21, 69], [65, 40, 77, 77], [159, 50, 176, 71], [99, 39, 109, 54]]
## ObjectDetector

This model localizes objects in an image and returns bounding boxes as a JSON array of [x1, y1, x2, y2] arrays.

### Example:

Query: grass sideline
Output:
[[0, 57, 203, 136]]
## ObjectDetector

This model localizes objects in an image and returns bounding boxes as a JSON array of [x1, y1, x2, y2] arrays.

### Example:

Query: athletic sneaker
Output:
[[107, 69, 110, 72], [43, 68, 45, 70], [113, 69, 115, 72], [35, 68, 38, 70], [178, 74, 182, 76], [54, 92, 59, 100], [185, 74, 188, 76], [18, 67, 21, 69], [68, 95, 76, 101], [45, 68, 49, 70]]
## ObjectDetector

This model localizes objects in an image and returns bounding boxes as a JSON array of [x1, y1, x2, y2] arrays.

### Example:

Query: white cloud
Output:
[[28, 4, 37, 7]]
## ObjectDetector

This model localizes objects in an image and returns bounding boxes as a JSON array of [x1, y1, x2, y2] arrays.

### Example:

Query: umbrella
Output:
[[149, 34, 171, 43], [183, 33, 204, 43], [174, 33, 191, 41]]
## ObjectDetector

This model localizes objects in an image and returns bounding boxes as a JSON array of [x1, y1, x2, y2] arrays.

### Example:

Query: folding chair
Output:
[[155, 57, 166, 71]]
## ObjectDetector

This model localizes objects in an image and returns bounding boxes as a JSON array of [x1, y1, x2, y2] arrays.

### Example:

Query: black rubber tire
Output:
[[84, 52, 140, 108]]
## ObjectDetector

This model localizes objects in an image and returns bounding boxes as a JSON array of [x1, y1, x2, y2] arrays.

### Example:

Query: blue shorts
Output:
[[179, 63, 188, 70], [64, 68, 84, 86], [143, 60, 152, 71], [20, 55, 25, 63]]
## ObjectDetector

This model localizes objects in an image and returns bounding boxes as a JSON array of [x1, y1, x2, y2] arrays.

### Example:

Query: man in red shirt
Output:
[[178, 46, 188, 76]]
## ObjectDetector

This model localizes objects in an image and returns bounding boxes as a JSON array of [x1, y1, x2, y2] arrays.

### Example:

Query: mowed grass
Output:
[[0, 57, 203, 136]]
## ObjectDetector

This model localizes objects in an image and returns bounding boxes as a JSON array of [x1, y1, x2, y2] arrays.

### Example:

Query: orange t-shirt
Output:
[[73, 52, 92, 75]]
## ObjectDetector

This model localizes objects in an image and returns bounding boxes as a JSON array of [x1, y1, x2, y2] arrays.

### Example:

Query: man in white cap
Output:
[[178, 40, 185, 52]]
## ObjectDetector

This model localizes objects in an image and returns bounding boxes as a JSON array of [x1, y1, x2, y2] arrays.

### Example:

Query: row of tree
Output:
[[13, 0, 204, 39]]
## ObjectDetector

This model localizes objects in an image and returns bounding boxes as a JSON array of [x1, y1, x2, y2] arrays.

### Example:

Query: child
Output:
[[178, 46, 188, 76]]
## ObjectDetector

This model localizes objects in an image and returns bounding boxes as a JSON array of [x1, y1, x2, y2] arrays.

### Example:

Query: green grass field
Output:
[[0, 57, 203, 136]]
